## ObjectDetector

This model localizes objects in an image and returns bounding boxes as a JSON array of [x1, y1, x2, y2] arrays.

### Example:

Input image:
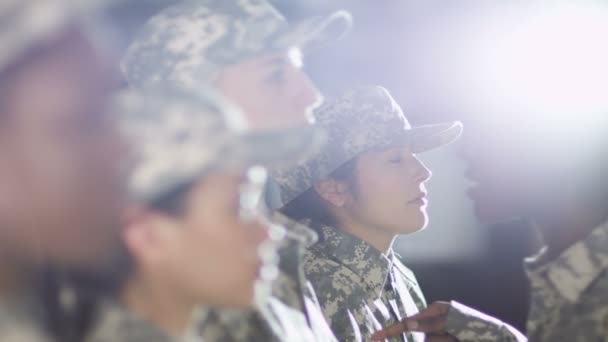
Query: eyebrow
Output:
[[258, 47, 304, 68], [259, 54, 290, 67]]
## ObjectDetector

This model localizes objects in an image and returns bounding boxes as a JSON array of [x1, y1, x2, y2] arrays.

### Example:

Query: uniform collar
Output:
[[271, 212, 319, 247], [525, 219, 608, 302], [90, 300, 174, 341], [313, 225, 394, 295]]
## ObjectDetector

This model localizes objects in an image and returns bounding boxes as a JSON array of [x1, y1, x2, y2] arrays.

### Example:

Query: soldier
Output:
[[86, 84, 314, 341], [449, 97, 608, 341], [275, 85, 526, 342], [121, 0, 352, 340], [0, 1, 126, 340]]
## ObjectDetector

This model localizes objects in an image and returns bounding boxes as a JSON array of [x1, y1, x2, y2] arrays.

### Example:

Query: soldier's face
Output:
[[148, 170, 269, 308], [343, 146, 432, 236], [0, 29, 127, 268], [214, 48, 322, 131], [460, 113, 566, 224]]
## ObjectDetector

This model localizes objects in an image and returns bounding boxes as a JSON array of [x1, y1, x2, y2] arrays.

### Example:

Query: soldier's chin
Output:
[[395, 212, 428, 235]]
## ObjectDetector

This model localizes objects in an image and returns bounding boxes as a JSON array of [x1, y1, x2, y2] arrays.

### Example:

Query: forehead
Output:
[[245, 47, 303, 68], [198, 166, 267, 189], [361, 144, 412, 159]]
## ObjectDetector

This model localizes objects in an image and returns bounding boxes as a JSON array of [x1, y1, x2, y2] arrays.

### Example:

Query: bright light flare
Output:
[[479, 3, 608, 115]]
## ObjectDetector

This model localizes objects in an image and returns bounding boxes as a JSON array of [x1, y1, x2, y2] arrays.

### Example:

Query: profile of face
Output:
[[317, 145, 432, 236], [214, 48, 322, 131], [460, 114, 564, 224], [0, 28, 127, 267], [125, 169, 270, 308]]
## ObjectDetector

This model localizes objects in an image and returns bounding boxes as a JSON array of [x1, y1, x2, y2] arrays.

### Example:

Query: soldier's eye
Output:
[[264, 68, 286, 84]]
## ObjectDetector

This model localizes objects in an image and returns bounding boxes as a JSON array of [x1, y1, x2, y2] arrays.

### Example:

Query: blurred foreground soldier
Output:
[[122, 0, 352, 340], [276, 86, 526, 342], [0, 0, 126, 341], [457, 106, 608, 341], [86, 84, 314, 341]]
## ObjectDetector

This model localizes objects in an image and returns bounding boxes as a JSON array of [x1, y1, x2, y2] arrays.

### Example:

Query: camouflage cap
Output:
[[116, 84, 319, 203], [273, 85, 464, 205], [0, 0, 117, 73], [121, 0, 352, 88]]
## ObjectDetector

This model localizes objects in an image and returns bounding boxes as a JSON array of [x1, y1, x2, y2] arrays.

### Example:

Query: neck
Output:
[[122, 271, 194, 337], [530, 191, 608, 260], [334, 213, 395, 253]]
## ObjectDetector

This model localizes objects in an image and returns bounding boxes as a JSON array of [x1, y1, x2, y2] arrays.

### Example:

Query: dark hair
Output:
[[280, 158, 359, 232], [147, 180, 197, 217]]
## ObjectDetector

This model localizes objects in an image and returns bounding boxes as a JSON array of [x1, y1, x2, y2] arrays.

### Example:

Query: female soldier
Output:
[[275, 85, 525, 342], [121, 0, 351, 340], [85, 84, 309, 341]]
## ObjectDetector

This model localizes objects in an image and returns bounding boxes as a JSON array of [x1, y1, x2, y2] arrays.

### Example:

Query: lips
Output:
[[408, 193, 428, 205]]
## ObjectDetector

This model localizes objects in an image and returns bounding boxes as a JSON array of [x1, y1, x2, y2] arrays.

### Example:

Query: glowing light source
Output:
[[478, 3, 608, 115]]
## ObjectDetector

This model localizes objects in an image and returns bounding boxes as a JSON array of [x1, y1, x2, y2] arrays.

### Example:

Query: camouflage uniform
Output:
[[524, 220, 608, 341], [194, 203, 339, 342], [0, 1, 118, 341], [304, 224, 427, 342], [444, 302, 527, 342], [303, 225, 526, 342], [274, 86, 525, 342], [112, 81, 335, 341], [122, 0, 352, 340], [85, 300, 176, 342]]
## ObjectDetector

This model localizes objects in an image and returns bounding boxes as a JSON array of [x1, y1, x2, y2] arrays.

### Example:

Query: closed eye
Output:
[[264, 68, 286, 84]]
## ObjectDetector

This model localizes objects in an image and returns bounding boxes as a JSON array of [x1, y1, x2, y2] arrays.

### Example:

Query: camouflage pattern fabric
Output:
[[444, 301, 527, 342], [121, 0, 351, 89], [116, 84, 313, 204], [85, 300, 176, 342], [198, 297, 319, 342], [524, 219, 608, 341], [198, 213, 338, 342], [198, 306, 280, 342], [272, 85, 463, 205], [303, 224, 427, 342]]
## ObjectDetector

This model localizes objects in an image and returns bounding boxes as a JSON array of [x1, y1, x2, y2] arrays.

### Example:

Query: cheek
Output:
[[182, 214, 260, 305], [188, 211, 258, 263], [360, 171, 412, 203], [355, 170, 427, 227]]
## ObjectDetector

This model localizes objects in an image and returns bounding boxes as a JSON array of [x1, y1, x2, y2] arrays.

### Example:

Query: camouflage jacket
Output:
[[525, 219, 608, 342], [445, 301, 527, 342], [303, 224, 427, 342], [304, 224, 526, 342], [85, 300, 177, 342], [198, 213, 337, 341]]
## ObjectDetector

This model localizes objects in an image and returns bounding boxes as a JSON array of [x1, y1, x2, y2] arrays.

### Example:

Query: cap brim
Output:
[[402, 121, 463, 153], [273, 10, 352, 53], [219, 125, 327, 170]]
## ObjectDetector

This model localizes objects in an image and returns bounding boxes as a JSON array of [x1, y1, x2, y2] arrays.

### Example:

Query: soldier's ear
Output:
[[122, 205, 182, 265], [314, 178, 349, 207]]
